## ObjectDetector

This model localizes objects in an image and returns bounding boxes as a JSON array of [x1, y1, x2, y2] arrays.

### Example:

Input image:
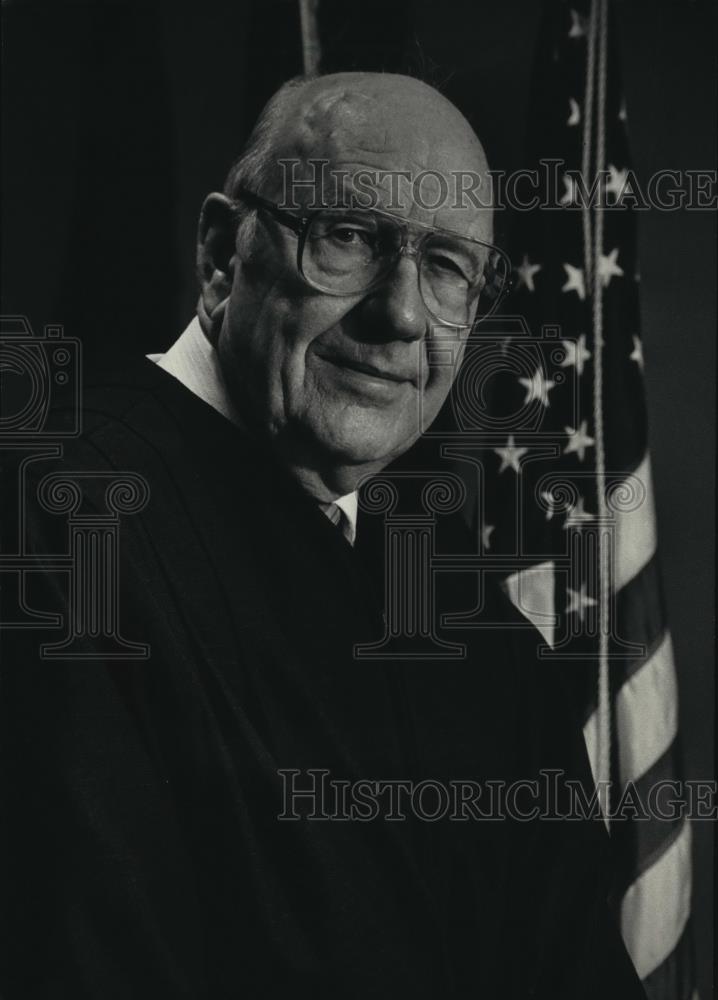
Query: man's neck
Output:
[[277, 447, 384, 504]]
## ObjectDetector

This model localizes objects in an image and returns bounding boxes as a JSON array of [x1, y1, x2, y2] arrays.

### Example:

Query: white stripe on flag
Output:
[[616, 631, 678, 783], [502, 560, 556, 647], [621, 820, 692, 979], [613, 453, 657, 591]]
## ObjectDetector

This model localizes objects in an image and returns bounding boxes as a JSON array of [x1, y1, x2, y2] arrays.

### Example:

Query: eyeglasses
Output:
[[234, 188, 512, 328]]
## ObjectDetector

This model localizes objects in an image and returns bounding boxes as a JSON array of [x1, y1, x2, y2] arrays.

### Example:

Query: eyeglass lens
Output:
[[302, 211, 507, 325]]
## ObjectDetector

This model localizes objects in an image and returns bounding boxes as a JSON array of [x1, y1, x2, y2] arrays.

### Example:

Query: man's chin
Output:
[[309, 421, 416, 471], [322, 437, 400, 468]]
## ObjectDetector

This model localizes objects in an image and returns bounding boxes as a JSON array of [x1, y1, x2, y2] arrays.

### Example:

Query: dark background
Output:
[[2, 1, 715, 995]]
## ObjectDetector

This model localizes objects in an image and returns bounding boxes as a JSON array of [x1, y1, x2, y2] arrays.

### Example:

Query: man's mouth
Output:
[[316, 352, 417, 386]]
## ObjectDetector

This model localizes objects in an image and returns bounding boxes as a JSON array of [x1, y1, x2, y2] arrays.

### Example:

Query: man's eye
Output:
[[328, 226, 371, 245], [427, 253, 471, 282]]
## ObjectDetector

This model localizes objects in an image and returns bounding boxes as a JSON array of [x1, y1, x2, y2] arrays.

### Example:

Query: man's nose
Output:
[[359, 254, 429, 343]]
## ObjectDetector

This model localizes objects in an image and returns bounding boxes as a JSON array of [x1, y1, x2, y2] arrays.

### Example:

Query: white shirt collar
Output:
[[149, 318, 358, 544], [333, 492, 358, 546], [149, 316, 242, 426]]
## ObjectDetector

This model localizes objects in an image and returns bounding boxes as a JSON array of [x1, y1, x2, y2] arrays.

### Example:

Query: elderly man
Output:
[[2, 74, 645, 998]]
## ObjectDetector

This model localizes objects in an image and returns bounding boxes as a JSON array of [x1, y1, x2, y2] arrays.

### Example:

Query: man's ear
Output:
[[196, 193, 238, 338]]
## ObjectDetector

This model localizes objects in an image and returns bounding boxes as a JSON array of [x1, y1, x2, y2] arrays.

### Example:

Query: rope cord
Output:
[[591, 0, 612, 823], [581, 0, 599, 288]]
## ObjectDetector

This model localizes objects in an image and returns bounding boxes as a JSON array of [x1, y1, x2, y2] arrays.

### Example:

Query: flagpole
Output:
[[298, 0, 321, 76]]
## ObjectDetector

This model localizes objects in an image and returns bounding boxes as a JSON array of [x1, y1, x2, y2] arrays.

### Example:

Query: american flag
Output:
[[475, 1, 696, 996]]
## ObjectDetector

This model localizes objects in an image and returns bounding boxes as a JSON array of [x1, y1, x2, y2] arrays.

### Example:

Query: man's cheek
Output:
[[421, 373, 451, 419], [293, 367, 325, 420]]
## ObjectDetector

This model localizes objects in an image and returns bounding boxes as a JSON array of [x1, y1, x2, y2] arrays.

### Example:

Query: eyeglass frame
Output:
[[232, 187, 513, 328]]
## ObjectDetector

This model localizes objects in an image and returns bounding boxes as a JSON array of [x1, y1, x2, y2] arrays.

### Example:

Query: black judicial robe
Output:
[[0, 358, 646, 999]]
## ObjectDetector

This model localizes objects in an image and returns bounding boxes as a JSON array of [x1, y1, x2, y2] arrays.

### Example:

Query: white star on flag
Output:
[[518, 367, 556, 407], [604, 164, 629, 203], [598, 247, 624, 287], [481, 523, 495, 549], [563, 420, 595, 461], [560, 173, 581, 206], [515, 254, 542, 292], [562, 262, 585, 300], [566, 582, 598, 622], [630, 335, 644, 371], [563, 497, 595, 530], [494, 435, 528, 474], [567, 97, 580, 126], [560, 334, 591, 377], [568, 9, 587, 38]]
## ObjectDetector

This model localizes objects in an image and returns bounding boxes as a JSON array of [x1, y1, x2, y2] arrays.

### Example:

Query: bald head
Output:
[[272, 73, 487, 175], [225, 72, 492, 237]]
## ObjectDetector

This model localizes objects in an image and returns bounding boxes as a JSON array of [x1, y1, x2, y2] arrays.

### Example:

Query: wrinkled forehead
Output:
[[264, 86, 493, 242]]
